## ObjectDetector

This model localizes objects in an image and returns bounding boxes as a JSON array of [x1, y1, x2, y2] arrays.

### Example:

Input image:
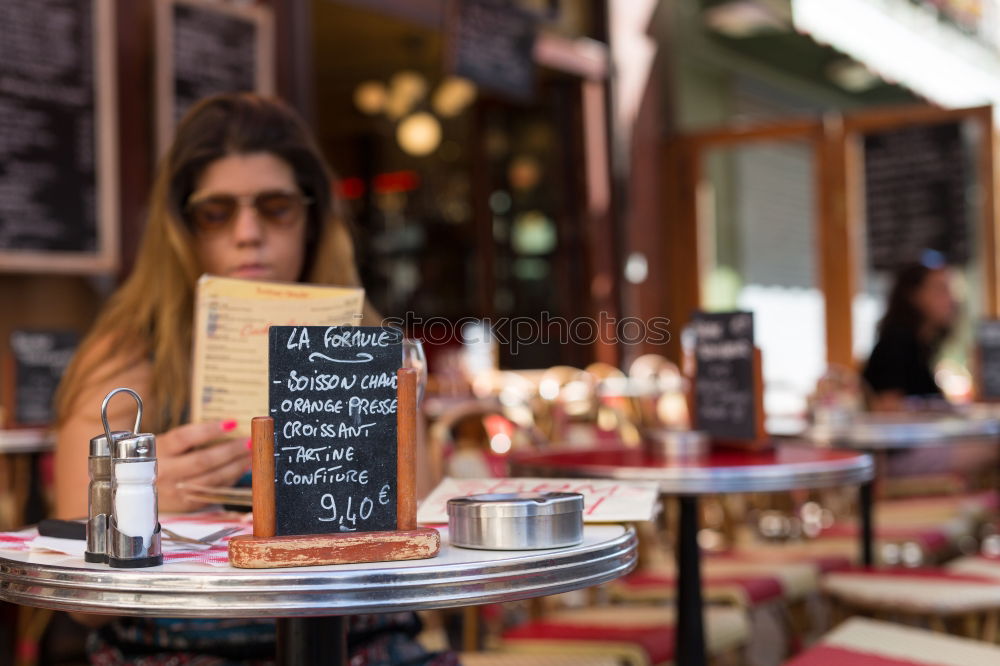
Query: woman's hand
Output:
[[156, 420, 251, 513]]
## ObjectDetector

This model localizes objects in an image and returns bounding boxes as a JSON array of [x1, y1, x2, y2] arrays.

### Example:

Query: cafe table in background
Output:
[[511, 442, 874, 666], [807, 409, 1000, 566]]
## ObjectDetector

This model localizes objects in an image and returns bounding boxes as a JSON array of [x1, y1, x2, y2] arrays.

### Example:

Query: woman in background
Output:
[[862, 254, 957, 411], [54, 93, 450, 665]]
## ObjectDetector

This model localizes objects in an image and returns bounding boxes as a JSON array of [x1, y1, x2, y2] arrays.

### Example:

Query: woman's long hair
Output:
[[877, 261, 951, 353], [57, 93, 368, 432]]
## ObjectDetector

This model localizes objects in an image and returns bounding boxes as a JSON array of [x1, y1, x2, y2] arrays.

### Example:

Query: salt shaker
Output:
[[101, 388, 162, 568]]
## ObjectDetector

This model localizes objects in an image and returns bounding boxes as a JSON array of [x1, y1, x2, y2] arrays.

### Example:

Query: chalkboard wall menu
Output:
[[156, 0, 273, 153], [978, 320, 1000, 400], [269, 326, 402, 537], [172, 3, 255, 125], [450, 0, 537, 101], [692, 311, 756, 441], [6, 330, 79, 427], [864, 121, 969, 271], [0, 0, 116, 271]]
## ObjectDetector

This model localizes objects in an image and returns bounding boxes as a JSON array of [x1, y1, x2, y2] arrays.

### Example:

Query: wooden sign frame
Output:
[[0, 0, 119, 275], [228, 368, 440, 568], [154, 0, 275, 157]]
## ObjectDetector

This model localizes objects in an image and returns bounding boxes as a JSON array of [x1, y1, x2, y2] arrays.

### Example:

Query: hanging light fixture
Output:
[[385, 70, 428, 120], [351, 65, 476, 157], [432, 76, 477, 118], [353, 80, 388, 115], [396, 111, 442, 156]]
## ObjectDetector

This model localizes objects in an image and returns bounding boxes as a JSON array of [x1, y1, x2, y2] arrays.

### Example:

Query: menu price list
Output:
[[692, 311, 756, 442], [0, 0, 97, 252], [864, 122, 969, 271], [172, 2, 256, 126], [269, 326, 402, 537]]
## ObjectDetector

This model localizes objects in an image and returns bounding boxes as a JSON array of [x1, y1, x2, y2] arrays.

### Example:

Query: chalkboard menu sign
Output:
[[864, 121, 969, 271], [692, 312, 757, 441], [156, 0, 273, 153], [449, 0, 537, 101], [978, 320, 1000, 400], [5, 330, 79, 427], [0, 0, 117, 272], [269, 326, 402, 537]]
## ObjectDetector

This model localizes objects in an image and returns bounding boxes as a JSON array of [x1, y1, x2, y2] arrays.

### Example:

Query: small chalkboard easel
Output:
[[228, 367, 440, 568], [691, 312, 770, 451]]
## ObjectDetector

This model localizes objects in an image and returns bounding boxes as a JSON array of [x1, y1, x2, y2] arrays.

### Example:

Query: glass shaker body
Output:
[[85, 430, 128, 562]]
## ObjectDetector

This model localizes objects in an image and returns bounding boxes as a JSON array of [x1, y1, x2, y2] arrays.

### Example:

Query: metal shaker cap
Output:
[[90, 431, 131, 457], [114, 433, 156, 460], [447, 492, 584, 519]]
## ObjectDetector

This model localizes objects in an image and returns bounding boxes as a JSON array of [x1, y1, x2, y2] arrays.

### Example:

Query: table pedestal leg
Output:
[[676, 495, 706, 666], [276, 616, 347, 666], [860, 480, 874, 567]]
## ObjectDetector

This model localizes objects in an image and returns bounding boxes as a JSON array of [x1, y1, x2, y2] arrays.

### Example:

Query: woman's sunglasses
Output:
[[184, 190, 312, 232]]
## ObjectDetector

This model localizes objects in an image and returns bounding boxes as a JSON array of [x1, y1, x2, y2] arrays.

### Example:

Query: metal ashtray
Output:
[[646, 428, 710, 461], [447, 492, 584, 550]]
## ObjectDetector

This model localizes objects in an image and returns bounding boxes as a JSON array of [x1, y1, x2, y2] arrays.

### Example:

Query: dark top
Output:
[[862, 326, 942, 398]]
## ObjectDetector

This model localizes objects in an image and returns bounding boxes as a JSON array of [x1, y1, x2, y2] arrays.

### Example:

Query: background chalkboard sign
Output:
[[864, 121, 970, 271], [692, 311, 757, 441], [0, 0, 117, 272], [449, 0, 538, 101], [978, 320, 1000, 400], [156, 0, 274, 154], [5, 330, 79, 427], [269, 325, 402, 537]]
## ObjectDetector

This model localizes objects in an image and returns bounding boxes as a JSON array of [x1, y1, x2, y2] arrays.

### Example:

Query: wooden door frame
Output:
[[663, 119, 825, 363], [471, 33, 618, 365], [664, 104, 995, 370], [840, 104, 997, 318]]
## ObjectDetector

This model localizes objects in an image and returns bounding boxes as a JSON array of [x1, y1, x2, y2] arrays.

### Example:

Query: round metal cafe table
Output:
[[0, 524, 636, 666], [807, 410, 1000, 570], [807, 410, 1000, 450], [512, 444, 874, 666]]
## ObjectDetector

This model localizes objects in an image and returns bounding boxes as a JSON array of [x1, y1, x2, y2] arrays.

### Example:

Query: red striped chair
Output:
[[821, 567, 1000, 639], [500, 605, 748, 666], [786, 616, 1000, 665]]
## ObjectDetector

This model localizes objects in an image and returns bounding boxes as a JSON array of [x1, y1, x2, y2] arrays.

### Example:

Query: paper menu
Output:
[[416, 477, 661, 524], [190, 275, 365, 437]]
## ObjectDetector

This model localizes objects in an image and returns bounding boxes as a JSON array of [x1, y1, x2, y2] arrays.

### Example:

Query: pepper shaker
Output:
[[101, 388, 163, 568], [84, 428, 131, 563]]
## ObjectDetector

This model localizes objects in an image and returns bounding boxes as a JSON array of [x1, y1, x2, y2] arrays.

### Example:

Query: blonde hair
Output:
[[57, 93, 371, 432]]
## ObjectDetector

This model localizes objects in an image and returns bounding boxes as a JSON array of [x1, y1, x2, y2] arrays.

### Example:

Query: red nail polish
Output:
[[222, 419, 238, 431], [245, 438, 253, 450]]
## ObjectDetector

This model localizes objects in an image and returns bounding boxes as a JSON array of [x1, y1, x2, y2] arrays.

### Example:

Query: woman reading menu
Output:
[[53, 93, 453, 665]]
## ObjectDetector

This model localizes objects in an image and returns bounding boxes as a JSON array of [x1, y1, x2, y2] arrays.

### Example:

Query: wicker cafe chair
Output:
[[610, 521, 823, 662], [786, 616, 1000, 666], [425, 396, 547, 486], [500, 604, 749, 666], [535, 366, 598, 444], [821, 568, 1000, 641], [627, 355, 690, 430], [534, 365, 644, 448]]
